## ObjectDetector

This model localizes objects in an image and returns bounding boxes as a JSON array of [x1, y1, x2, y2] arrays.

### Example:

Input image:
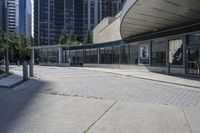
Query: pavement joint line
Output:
[[76, 68, 200, 90], [83, 100, 119, 133], [182, 108, 193, 133]]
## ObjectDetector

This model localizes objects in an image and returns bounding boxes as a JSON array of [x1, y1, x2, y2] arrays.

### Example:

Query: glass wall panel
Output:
[[85, 49, 91, 63], [104, 47, 113, 64], [151, 40, 166, 66], [100, 48, 105, 64], [130, 43, 139, 65], [139, 42, 150, 65], [90, 49, 98, 64], [121, 45, 130, 64], [169, 39, 183, 66], [188, 32, 200, 45], [113, 46, 120, 64]]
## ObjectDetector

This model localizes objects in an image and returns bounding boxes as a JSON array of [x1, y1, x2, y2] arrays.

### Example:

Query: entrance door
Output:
[[187, 48, 200, 76]]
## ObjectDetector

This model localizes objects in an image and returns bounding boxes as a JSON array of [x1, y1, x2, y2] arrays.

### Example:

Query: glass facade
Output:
[[151, 40, 166, 66], [187, 32, 200, 76], [35, 32, 200, 77], [169, 39, 183, 66], [39, 48, 59, 64]]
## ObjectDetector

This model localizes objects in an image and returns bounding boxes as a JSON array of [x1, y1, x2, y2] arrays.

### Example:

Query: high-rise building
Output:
[[34, 0, 123, 46], [17, 0, 32, 38], [0, 0, 3, 28], [2, 0, 32, 38], [34, 0, 64, 46], [117, 0, 126, 11]]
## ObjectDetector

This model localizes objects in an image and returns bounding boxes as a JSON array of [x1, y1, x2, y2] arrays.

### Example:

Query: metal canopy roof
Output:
[[120, 0, 200, 40]]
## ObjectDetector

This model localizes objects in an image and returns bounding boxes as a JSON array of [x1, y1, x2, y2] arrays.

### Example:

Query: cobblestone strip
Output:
[[84, 100, 119, 133]]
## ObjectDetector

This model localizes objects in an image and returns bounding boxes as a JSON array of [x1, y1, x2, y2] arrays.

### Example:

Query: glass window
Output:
[[151, 40, 166, 66], [90, 49, 98, 64], [130, 43, 139, 65], [104, 47, 113, 64], [169, 39, 183, 66], [113, 46, 120, 64], [139, 42, 150, 65], [188, 33, 200, 45], [100, 48, 105, 64], [120, 45, 129, 64]]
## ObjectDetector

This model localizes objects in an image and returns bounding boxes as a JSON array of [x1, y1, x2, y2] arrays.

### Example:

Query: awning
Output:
[[120, 0, 200, 40]]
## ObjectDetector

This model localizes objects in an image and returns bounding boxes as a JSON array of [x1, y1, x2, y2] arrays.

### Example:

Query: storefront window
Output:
[[104, 47, 113, 64], [90, 49, 98, 64], [139, 42, 150, 65], [113, 46, 120, 64], [169, 39, 183, 66], [151, 40, 166, 66], [130, 43, 138, 65], [188, 33, 200, 45]]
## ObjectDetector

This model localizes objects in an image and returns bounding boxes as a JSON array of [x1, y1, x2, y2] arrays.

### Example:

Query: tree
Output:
[[59, 28, 68, 44], [18, 34, 29, 62], [0, 28, 6, 60], [84, 30, 93, 44], [9, 32, 19, 63]]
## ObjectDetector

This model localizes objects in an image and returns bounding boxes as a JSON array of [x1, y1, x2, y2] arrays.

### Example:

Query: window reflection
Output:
[[151, 40, 166, 66]]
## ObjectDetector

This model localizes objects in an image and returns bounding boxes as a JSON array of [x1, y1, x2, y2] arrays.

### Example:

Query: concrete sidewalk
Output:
[[0, 74, 23, 88], [1, 93, 199, 133], [73, 67, 200, 89]]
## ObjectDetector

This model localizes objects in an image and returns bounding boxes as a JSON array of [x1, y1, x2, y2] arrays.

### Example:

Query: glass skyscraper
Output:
[[34, 0, 123, 46], [2, 0, 32, 39], [0, 0, 3, 28]]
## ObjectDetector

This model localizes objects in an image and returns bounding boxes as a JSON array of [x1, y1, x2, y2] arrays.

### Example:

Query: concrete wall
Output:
[[93, 17, 122, 43]]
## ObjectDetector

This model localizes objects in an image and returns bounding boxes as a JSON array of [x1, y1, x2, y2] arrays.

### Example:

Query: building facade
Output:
[[32, 0, 200, 78], [0, 0, 3, 28], [1, 0, 32, 38], [34, 0, 121, 46]]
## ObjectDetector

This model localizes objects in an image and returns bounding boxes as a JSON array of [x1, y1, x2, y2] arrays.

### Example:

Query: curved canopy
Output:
[[120, 0, 200, 40]]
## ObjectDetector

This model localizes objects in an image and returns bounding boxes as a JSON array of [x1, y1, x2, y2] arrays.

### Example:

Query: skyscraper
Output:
[[34, 0, 123, 46], [0, 0, 3, 28], [34, 0, 64, 46], [2, 0, 32, 38], [17, 0, 32, 38]]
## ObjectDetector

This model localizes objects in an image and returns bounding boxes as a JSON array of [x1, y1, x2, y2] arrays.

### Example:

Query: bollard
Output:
[[29, 60, 34, 77], [23, 61, 28, 81]]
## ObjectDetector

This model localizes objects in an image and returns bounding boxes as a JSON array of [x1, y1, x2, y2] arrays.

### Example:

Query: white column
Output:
[[59, 47, 63, 65], [32, 49, 35, 65]]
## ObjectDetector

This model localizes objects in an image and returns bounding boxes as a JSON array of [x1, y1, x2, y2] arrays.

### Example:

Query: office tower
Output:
[[34, 0, 124, 46], [34, 0, 64, 45], [117, 0, 126, 11], [2, 0, 32, 38], [17, 0, 32, 39], [0, 0, 3, 28]]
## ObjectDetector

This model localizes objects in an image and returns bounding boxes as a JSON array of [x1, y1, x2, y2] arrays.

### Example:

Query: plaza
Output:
[[0, 65, 200, 133]]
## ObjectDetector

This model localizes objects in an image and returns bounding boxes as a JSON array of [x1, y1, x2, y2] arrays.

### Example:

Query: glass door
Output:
[[187, 48, 200, 75]]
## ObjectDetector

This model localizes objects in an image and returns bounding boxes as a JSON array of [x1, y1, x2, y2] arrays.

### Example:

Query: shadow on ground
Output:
[[0, 79, 50, 133]]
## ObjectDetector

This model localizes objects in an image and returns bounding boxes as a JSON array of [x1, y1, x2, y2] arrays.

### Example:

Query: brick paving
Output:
[[10, 66, 200, 108]]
